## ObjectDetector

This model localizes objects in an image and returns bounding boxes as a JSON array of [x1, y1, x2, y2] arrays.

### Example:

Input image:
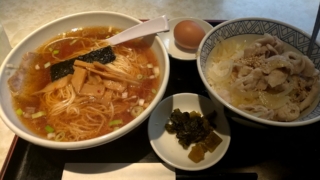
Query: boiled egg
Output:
[[173, 20, 206, 49]]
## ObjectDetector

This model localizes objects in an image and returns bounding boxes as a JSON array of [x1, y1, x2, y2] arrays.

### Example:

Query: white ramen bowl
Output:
[[0, 11, 170, 150], [197, 17, 320, 127]]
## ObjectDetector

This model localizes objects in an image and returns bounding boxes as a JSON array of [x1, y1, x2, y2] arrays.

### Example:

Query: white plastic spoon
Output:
[[107, 15, 169, 45]]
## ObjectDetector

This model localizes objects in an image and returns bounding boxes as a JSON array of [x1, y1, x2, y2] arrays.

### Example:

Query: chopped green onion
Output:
[[45, 125, 54, 133], [137, 74, 143, 79], [48, 47, 53, 52], [16, 108, 23, 116], [131, 106, 144, 117], [52, 49, 59, 55], [152, 89, 157, 94], [109, 119, 123, 126], [31, 111, 46, 119]]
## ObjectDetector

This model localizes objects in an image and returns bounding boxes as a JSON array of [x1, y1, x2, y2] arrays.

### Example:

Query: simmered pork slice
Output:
[[265, 69, 288, 88], [266, 44, 279, 57], [299, 80, 320, 111], [282, 51, 305, 74], [243, 43, 268, 58], [234, 64, 268, 90], [273, 36, 285, 54], [233, 68, 267, 91], [255, 33, 285, 53], [292, 75, 315, 90], [256, 78, 268, 91], [255, 33, 276, 46], [8, 52, 38, 95], [261, 55, 294, 74], [290, 75, 312, 103], [243, 34, 285, 58], [275, 101, 300, 122], [301, 55, 319, 77]]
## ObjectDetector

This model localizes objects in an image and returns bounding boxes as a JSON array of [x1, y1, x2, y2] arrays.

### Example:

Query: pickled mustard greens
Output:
[[165, 108, 222, 163]]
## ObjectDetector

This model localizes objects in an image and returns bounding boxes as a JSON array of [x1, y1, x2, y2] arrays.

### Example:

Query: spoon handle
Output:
[[106, 15, 169, 45]]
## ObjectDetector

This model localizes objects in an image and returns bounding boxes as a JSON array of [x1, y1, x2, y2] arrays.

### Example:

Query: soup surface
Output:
[[206, 34, 320, 122], [8, 26, 160, 141]]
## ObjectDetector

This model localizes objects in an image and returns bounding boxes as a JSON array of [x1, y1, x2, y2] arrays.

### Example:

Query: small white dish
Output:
[[148, 93, 231, 171], [157, 17, 213, 61]]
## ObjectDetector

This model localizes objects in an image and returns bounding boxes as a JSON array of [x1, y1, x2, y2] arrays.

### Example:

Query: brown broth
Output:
[[11, 26, 160, 141]]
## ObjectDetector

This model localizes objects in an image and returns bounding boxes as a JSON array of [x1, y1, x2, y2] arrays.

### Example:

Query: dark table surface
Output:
[[1, 21, 320, 180]]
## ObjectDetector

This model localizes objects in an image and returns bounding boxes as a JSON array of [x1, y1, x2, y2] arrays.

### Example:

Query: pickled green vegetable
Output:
[[165, 108, 216, 149], [165, 108, 222, 163]]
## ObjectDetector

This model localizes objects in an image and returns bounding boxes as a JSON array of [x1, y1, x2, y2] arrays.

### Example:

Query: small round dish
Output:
[[157, 17, 213, 61], [148, 93, 231, 171]]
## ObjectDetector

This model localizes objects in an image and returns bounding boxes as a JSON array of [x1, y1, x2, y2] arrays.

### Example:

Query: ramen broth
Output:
[[9, 26, 160, 141]]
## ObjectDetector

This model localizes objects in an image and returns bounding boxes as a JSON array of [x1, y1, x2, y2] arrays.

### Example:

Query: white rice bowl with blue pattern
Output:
[[197, 17, 320, 127]]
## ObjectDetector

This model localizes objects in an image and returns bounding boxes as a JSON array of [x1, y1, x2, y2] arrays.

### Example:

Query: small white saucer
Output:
[[157, 17, 213, 61], [148, 93, 231, 171]]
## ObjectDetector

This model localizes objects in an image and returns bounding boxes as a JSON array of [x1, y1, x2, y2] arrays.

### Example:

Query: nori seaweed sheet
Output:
[[50, 46, 116, 81]]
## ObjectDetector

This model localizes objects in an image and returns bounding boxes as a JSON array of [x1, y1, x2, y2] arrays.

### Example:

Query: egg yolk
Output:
[[173, 20, 206, 49]]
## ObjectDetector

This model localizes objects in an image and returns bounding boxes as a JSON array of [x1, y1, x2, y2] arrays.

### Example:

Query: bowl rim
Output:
[[0, 11, 170, 149], [197, 17, 320, 127]]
